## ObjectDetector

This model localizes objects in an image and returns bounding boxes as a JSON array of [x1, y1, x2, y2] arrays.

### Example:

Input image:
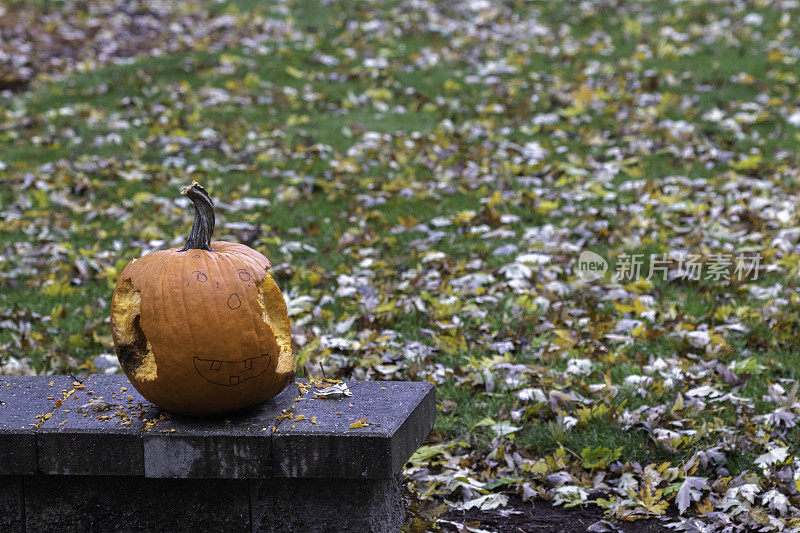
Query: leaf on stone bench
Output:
[[313, 383, 352, 399], [77, 398, 113, 412]]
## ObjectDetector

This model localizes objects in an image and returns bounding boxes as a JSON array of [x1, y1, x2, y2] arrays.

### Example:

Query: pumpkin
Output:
[[110, 182, 294, 415]]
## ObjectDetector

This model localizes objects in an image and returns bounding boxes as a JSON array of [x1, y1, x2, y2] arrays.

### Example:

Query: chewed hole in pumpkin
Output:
[[112, 278, 158, 381], [257, 273, 294, 374]]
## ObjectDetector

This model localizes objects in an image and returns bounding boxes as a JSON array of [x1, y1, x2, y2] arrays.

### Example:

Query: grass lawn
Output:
[[2, 0, 800, 529]]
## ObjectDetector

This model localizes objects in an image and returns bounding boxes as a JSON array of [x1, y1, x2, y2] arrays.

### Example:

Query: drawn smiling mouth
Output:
[[193, 353, 272, 386]]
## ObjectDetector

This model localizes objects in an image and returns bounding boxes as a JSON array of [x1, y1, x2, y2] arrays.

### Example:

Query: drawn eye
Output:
[[227, 293, 242, 310]]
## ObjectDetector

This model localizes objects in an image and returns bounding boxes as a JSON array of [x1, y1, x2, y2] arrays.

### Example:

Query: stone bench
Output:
[[0, 374, 435, 532]]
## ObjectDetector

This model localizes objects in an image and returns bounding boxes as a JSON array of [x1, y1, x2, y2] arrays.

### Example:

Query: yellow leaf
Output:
[[443, 79, 461, 92], [307, 270, 323, 287], [33, 189, 49, 209], [730, 154, 762, 170], [623, 17, 643, 37], [709, 333, 726, 346], [374, 300, 397, 314], [487, 190, 504, 207], [613, 302, 635, 314], [672, 393, 684, 412], [132, 191, 151, 204], [572, 85, 594, 105], [244, 72, 261, 89], [366, 87, 392, 101], [522, 460, 549, 475], [453, 210, 476, 224], [552, 329, 577, 349], [538, 199, 560, 213], [50, 305, 64, 323], [624, 278, 654, 293], [285, 66, 304, 79], [696, 498, 715, 514], [349, 417, 369, 429], [768, 49, 785, 62], [286, 114, 310, 126]]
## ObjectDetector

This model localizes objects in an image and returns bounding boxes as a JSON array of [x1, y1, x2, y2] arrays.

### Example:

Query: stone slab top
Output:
[[0, 375, 74, 475], [36, 374, 161, 476], [271, 380, 436, 478], [0, 374, 435, 479]]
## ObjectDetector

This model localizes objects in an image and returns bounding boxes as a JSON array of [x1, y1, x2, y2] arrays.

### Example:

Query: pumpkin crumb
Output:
[[349, 417, 369, 429]]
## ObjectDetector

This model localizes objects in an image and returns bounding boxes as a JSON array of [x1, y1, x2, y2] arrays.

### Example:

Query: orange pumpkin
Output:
[[110, 182, 294, 415]]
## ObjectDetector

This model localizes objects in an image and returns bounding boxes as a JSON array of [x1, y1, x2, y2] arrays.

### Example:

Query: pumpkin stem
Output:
[[180, 181, 215, 251]]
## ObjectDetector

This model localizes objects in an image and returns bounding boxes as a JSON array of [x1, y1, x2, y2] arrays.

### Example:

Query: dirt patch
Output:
[[439, 497, 671, 533]]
